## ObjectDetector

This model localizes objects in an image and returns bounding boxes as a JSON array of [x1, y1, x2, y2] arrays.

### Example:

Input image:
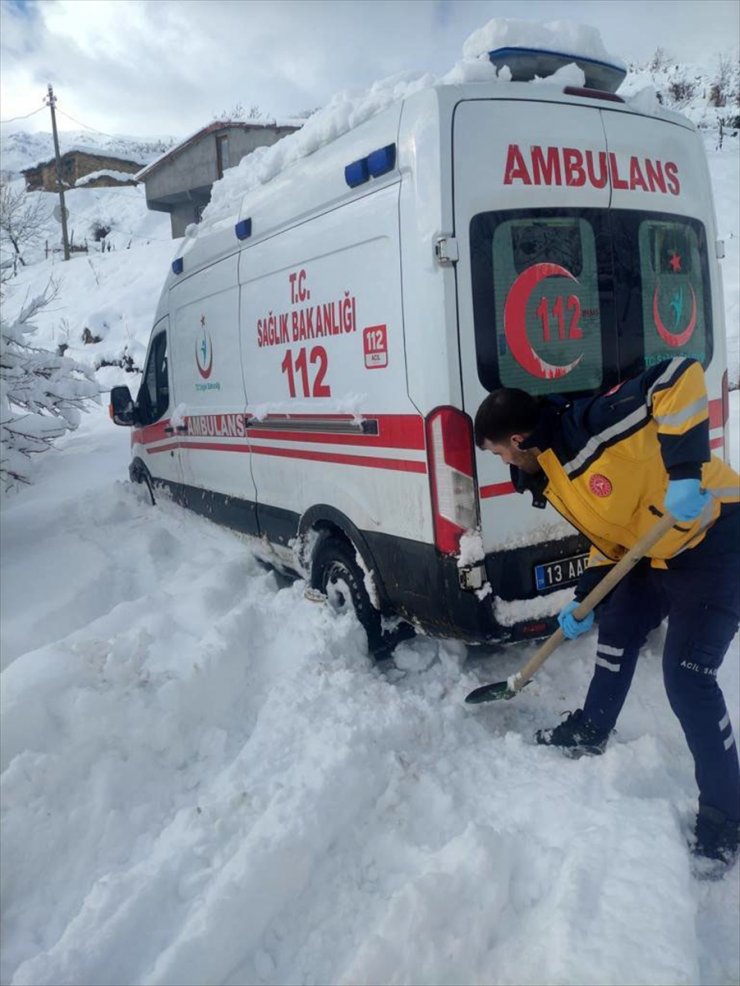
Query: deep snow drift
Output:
[[1, 398, 738, 986]]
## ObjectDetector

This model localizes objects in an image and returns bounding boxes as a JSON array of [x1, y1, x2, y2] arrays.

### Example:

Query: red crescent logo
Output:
[[652, 284, 697, 348], [504, 263, 584, 380], [195, 332, 213, 379]]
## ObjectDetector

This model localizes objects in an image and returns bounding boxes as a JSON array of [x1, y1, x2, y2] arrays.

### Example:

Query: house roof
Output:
[[134, 119, 300, 181], [21, 150, 144, 175]]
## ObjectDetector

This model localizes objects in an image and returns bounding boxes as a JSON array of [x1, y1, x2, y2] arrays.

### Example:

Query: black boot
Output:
[[692, 805, 740, 877], [535, 709, 611, 757]]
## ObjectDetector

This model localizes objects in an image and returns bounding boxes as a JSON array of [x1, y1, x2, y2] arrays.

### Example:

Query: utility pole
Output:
[[45, 83, 70, 261]]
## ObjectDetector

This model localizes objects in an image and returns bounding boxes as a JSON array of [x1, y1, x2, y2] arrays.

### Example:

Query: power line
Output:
[[0, 105, 46, 125], [0, 101, 113, 136], [55, 107, 118, 138]]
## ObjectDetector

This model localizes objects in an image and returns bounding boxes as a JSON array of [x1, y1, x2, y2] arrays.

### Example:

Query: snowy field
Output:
[[2, 30, 740, 986], [1, 397, 738, 986]]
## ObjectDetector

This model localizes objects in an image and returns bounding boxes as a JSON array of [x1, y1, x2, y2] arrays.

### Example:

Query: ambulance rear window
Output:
[[638, 220, 709, 368], [469, 209, 713, 397], [511, 219, 583, 275], [472, 212, 605, 396]]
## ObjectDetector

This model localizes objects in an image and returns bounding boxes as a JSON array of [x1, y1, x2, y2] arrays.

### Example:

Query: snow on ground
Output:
[[1, 196, 175, 382], [0, 396, 738, 986]]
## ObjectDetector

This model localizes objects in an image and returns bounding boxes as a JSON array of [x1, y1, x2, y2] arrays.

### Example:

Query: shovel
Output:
[[465, 512, 677, 705]]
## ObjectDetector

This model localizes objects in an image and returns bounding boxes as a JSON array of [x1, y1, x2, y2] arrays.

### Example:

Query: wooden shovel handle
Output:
[[509, 512, 676, 693]]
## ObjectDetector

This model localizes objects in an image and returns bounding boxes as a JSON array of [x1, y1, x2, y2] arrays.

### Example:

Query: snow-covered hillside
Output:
[[1, 38, 739, 986], [0, 130, 174, 179]]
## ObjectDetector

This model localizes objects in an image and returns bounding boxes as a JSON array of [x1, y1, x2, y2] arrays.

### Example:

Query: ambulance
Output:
[[110, 48, 731, 657]]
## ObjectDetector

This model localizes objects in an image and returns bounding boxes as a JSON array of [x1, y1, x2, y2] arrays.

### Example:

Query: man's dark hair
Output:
[[474, 388, 541, 448]]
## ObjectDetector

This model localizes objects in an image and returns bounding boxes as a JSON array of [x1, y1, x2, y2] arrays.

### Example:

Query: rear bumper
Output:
[[365, 529, 588, 644]]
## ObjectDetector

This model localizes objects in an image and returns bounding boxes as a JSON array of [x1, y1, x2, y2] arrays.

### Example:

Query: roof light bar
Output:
[[367, 144, 396, 178], [344, 143, 397, 188], [235, 218, 252, 240], [345, 158, 369, 188], [172, 258, 184, 275], [487, 46, 626, 93]]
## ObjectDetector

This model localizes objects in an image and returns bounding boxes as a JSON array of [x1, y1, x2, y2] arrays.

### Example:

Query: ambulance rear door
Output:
[[600, 109, 728, 459], [452, 97, 612, 559]]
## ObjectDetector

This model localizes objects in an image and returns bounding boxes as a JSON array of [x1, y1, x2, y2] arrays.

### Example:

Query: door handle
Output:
[[164, 426, 175, 434]]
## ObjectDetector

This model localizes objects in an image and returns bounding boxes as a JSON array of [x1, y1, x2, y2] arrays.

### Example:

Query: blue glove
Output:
[[558, 600, 594, 640], [664, 478, 710, 522]]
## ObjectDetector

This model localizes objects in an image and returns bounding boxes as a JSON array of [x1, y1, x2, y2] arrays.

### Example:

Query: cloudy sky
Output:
[[1, 0, 738, 140]]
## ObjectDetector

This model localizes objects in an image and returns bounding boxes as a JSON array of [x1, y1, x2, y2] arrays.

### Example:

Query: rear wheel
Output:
[[311, 535, 389, 658]]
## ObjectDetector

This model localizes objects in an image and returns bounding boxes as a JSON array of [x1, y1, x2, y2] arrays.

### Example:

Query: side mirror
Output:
[[109, 385, 136, 426]]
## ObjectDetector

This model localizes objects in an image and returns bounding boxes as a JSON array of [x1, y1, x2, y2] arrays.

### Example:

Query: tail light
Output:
[[720, 370, 730, 463], [425, 406, 479, 555]]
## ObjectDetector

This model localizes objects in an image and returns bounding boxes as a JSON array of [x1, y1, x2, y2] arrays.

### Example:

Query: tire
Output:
[[311, 535, 387, 657], [130, 459, 156, 506], [141, 471, 157, 506]]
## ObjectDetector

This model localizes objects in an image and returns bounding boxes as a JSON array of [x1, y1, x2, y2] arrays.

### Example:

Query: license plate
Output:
[[534, 553, 589, 592]]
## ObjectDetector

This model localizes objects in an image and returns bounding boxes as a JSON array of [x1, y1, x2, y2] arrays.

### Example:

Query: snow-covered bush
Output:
[[632, 49, 740, 134], [0, 287, 100, 491]]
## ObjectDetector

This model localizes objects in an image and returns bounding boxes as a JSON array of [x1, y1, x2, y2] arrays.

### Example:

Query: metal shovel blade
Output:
[[465, 679, 518, 704], [463, 513, 676, 708]]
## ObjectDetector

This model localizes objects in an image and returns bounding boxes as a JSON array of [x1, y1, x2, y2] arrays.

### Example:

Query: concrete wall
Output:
[[144, 125, 295, 201], [143, 124, 298, 238], [170, 199, 208, 238]]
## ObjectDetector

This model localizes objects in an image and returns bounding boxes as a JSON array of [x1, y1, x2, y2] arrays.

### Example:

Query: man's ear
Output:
[[510, 433, 524, 448]]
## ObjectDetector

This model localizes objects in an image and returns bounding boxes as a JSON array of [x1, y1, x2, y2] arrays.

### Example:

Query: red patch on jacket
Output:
[[589, 474, 613, 497]]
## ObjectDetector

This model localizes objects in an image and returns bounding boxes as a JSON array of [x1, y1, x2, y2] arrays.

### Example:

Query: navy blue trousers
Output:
[[583, 517, 740, 821]]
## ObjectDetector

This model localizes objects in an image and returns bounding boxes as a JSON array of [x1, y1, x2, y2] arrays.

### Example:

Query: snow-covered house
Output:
[[21, 150, 143, 192], [136, 120, 299, 238]]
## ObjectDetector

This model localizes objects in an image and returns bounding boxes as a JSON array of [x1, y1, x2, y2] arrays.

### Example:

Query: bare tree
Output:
[[213, 103, 276, 126], [649, 47, 672, 73], [0, 177, 48, 272], [215, 103, 246, 122]]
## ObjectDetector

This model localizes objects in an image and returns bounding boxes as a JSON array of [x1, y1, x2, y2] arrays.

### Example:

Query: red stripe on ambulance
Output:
[[248, 413, 425, 449], [708, 397, 725, 430], [146, 443, 179, 454], [133, 420, 172, 445], [250, 444, 426, 473], [480, 481, 516, 499]]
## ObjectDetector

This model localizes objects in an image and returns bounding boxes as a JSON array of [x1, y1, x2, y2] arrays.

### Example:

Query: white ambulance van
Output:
[[111, 49, 730, 657]]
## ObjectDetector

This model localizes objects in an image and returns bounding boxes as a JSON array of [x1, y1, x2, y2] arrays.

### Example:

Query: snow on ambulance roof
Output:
[[462, 17, 625, 69], [187, 18, 633, 242]]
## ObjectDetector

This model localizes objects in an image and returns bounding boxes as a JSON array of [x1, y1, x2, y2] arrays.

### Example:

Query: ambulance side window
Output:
[[138, 331, 169, 424]]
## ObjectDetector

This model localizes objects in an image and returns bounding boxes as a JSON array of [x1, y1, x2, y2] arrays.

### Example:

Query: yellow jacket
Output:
[[516, 359, 739, 578]]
